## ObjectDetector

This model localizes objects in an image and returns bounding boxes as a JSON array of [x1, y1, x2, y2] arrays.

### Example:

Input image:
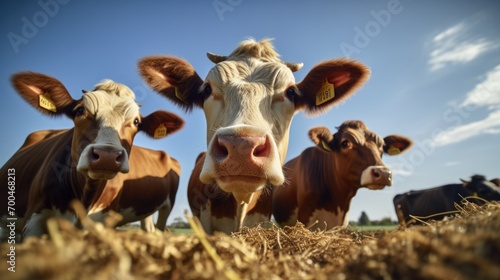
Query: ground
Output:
[[1, 201, 499, 279]]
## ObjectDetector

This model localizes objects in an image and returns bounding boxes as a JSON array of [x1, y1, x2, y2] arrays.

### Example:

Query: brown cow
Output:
[[139, 38, 371, 233], [9, 128, 181, 234], [273, 120, 412, 230], [0, 72, 183, 241]]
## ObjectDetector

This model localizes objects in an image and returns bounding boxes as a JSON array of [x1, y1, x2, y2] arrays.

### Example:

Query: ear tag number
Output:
[[154, 123, 168, 139], [39, 93, 57, 112], [316, 79, 335, 105]]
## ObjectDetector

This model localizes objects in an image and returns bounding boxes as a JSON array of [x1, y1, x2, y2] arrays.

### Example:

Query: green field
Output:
[[348, 224, 398, 231], [168, 227, 194, 234]]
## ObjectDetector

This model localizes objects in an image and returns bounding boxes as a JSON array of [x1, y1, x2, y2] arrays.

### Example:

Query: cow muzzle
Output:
[[360, 165, 392, 190], [200, 125, 284, 196], [77, 144, 129, 180]]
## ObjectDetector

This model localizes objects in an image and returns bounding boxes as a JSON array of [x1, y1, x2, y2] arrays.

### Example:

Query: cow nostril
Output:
[[91, 148, 100, 161], [215, 137, 229, 157], [115, 151, 124, 163], [372, 169, 381, 178], [253, 142, 269, 157]]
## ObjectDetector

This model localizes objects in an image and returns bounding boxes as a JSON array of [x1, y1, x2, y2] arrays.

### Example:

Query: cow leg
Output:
[[395, 204, 407, 228], [155, 200, 172, 232], [23, 209, 75, 240], [199, 200, 214, 234], [140, 215, 156, 232]]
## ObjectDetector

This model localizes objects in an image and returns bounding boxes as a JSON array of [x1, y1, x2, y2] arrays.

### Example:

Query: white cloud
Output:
[[428, 21, 498, 71], [460, 65, 500, 109], [432, 65, 500, 147], [433, 106, 500, 147]]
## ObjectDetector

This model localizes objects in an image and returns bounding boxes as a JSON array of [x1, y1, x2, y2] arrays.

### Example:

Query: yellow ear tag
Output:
[[321, 140, 333, 152], [154, 123, 167, 139], [316, 79, 335, 105], [174, 87, 188, 104], [39, 93, 57, 112], [387, 145, 401, 156]]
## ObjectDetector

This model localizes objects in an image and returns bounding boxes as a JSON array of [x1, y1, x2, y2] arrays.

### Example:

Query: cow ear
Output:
[[308, 126, 334, 152], [138, 56, 205, 112], [139, 110, 185, 139], [11, 72, 76, 117], [296, 59, 370, 115], [383, 135, 413, 156]]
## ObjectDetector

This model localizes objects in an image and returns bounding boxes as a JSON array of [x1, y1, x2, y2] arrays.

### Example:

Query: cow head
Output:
[[461, 174, 500, 201], [11, 72, 184, 180], [139, 39, 370, 203], [309, 120, 412, 190]]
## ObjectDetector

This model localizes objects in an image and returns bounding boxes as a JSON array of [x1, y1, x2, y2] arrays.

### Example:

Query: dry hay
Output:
[[2, 201, 500, 280]]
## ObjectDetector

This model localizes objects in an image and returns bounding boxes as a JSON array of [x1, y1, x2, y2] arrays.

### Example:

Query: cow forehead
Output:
[[340, 127, 384, 148], [81, 80, 140, 122], [207, 59, 295, 92]]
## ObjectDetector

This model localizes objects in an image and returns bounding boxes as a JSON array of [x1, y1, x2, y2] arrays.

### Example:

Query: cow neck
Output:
[[52, 129, 112, 212], [322, 148, 359, 214]]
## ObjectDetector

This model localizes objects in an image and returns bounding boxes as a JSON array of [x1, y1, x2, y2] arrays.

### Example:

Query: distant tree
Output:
[[379, 217, 396, 225], [169, 217, 189, 228], [358, 211, 371, 226]]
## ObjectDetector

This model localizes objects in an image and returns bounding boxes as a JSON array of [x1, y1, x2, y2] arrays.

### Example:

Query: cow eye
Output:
[[75, 106, 85, 116], [133, 118, 140, 127], [341, 140, 351, 149], [285, 87, 297, 102], [203, 84, 212, 97]]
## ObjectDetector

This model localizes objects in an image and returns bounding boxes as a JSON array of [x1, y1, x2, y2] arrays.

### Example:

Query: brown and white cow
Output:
[[0, 72, 183, 240], [187, 152, 273, 234], [7, 128, 181, 234], [273, 120, 413, 230], [139, 38, 370, 233]]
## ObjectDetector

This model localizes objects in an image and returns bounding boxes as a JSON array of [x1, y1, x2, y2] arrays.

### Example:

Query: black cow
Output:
[[394, 175, 500, 226]]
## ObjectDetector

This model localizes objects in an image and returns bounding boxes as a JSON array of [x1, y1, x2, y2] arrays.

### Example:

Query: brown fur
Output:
[[273, 120, 412, 230], [139, 39, 372, 233]]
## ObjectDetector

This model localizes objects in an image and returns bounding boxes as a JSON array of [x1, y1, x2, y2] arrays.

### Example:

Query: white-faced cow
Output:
[[139, 38, 370, 233], [273, 120, 413, 230], [0, 72, 183, 241], [8, 128, 181, 234], [393, 174, 500, 226], [187, 152, 273, 234]]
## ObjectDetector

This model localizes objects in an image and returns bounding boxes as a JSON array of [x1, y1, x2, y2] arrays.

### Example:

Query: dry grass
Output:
[[1, 201, 500, 280]]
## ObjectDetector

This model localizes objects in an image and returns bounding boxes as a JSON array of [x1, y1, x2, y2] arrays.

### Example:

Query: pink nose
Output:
[[211, 134, 271, 174]]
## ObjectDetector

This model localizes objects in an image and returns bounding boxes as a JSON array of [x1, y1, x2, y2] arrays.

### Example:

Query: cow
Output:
[[0, 72, 183, 241], [187, 152, 273, 234], [393, 174, 500, 226], [11, 128, 181, 233], [490, 178, 500, 188], [138, 38, 371, 233], [272, 120, 413, 230]]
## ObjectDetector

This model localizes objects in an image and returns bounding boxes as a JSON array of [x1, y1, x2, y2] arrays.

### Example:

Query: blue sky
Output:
[[1, 0, 499, 223]]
